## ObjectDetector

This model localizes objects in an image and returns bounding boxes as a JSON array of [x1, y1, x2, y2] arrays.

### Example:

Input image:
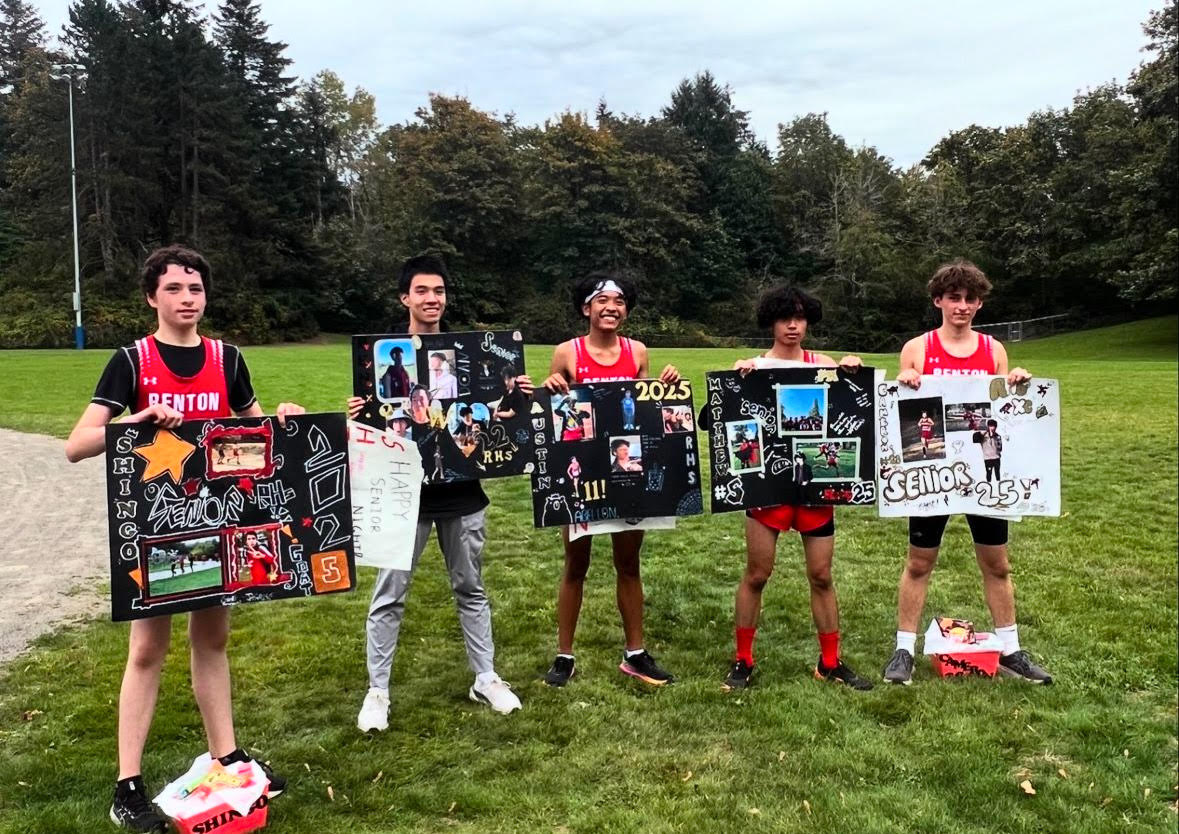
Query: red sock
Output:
[[818, 630, 840, 668], [735, 627, 756, 665]]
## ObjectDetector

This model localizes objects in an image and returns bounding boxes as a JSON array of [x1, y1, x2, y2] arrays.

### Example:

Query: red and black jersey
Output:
[[923, 330, 997, 376]]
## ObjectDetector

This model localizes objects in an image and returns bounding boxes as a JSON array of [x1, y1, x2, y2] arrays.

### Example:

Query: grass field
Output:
[[146, 563, 225, 599], [0, 317, 1175, 833]]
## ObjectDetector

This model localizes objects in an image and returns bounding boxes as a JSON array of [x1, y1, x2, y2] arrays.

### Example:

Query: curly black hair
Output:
[[571, 271, 639, 318], [755, 285, 823, 329]]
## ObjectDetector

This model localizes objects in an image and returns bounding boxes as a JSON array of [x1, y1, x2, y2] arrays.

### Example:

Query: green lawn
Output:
[[0, 317, 1175, 833]]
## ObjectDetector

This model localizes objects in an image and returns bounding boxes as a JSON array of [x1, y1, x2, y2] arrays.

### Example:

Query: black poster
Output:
[[530, 379, 703, 528], [105, 413, 356, 621], [705, 367, 877, 514], [351, 330, 533, 483]]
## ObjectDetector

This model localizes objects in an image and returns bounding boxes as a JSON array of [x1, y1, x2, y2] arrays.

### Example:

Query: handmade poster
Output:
[[347, 420, 422, 571], [351, 330, 533, 483], [530, 379, 703, 528], [704, 366, 878, 514], [154, 753, 270, 834], [877, 376, 1060, 517], [105, 413, 356, 621]]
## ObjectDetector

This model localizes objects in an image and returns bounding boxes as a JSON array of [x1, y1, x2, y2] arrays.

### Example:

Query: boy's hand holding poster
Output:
[[531, 379, 703, 528], [105, 413, 356, 621], [877, 376, 1061, 517], [351, 330, 533, 483], [705, 366, 878, 513]]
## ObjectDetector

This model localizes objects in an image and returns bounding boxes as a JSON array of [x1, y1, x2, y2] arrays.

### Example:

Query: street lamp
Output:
[[49, 63, 85, 349]]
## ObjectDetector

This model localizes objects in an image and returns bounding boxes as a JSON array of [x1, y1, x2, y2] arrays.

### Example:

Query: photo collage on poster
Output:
[[105, 413, 356, 621], [705, 366, 878, 514], [352, 330, 533, 483], [877, 375, 1061, 517], [531, 379, 703, 528]]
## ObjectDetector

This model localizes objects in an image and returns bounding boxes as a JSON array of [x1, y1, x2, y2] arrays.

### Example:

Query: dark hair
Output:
[[927, 259, 992, 300], [610, 438, 631, 453], [429, 352, 447, 361], [399, 254, 449, 294], [500, 364, 516, 380], [459, 406, 473, 417], [756, 285, 822, 329], [987, 419, 998, 428], [140, 245, 211, 296], [571, 271, 638, 318]]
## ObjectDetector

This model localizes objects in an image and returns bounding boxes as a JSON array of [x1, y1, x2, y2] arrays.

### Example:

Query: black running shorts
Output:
[[908, 514, 1008, 548]]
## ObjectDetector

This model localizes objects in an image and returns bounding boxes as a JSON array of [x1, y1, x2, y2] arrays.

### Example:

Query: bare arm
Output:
[[634, 340, 679, 382], [992, 341, 1030, 384], [896, 337, 924, 388], [542, 341, 574, 393], [65, 402, 184, 462]]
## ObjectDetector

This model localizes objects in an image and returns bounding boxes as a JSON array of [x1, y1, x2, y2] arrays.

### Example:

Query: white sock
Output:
[[556, 653, 575, 661], [996, 624, 1020, 656], [624, 648, 645, 658], [895, 631, 917, 655]]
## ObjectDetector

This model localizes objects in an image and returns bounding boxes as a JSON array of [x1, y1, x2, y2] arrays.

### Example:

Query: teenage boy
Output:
[[65, 245, 303, 833], [722, 285, 873, 691], [882, 259, 1052, 685], [348, 254, 530, 732], [974, 419, 1003, 482], [540, 272, 681, 687]]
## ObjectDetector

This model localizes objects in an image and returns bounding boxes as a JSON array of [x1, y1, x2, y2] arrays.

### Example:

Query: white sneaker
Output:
[[469, 671, 522, 714], [357, 687, 390, 732]]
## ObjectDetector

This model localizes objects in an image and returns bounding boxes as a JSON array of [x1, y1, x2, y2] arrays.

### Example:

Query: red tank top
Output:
[[134, 336, 231, 419], [922, 330, 995, 376], [572, 336, 639, 382]]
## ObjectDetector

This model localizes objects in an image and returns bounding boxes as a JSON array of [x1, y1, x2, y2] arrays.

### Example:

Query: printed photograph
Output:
[[725, 419, 764, 474], [944, 401, 993, 433], [972, 419, 1004, 483], [375, 338, 418, 403], [619, 387, 639, 432], [425, 349, 459, 400], [661, 405, 695, 434], [552, 391, 595, 442], [207, 428, 271, 477], [408, 384, 445, 427], [608, 435, 643, 474], [226, 526, 288, 588], [144, 533, 224, 600], [774, 384, 827, 436], [448, 401, 491, 456], [491, 366, 528, 421], [899, 396, 946, 462], [384, 406, 413, 440], [795, 439, 861, 481]]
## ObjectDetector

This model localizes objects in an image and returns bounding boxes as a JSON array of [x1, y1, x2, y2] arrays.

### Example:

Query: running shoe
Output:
[[619, 650, 674, 686], [815, 657, 874, 690], [882, 648, 914, 685], [109, 778, 167, 833], [544, 655, 576, 687], [722, 658, 754, 691], [357, 686, 390, 733], [469, 671, 522, 714], [998, 650, 1053, 685]]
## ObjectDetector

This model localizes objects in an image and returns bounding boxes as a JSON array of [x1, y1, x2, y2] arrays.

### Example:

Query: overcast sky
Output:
[[33, 0, 1161, 166]]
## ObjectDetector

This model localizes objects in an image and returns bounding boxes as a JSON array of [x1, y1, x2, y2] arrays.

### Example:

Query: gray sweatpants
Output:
[[366, 509, 494, 689]]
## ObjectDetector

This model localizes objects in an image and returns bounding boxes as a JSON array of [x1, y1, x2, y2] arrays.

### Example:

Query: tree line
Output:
[[0, 0, 1174, 349]]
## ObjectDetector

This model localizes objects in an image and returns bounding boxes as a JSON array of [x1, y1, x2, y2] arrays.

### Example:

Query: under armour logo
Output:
[[142, 376, 157, 385]]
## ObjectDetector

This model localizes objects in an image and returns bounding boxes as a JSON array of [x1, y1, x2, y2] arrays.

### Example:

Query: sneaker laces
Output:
[[118, 786, 157, 816]]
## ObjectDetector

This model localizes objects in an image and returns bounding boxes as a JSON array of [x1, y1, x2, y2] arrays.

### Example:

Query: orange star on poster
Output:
[[132, 429, 196, 483]]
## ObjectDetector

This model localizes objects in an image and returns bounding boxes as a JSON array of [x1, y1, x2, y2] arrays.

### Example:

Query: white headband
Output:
[[584, 280, 625, 306]]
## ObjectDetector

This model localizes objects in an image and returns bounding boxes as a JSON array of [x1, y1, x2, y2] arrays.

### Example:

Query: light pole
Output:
[[50, 63, 84, 349]]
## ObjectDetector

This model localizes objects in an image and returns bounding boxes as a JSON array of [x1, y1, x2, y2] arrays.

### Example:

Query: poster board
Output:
[[704, 366, 878, 513], [876, 375, 1061, 517], [351, 330, 533, 483], [347, 421, 422, 571], [105, 413, 356, 621], [530, 379, 703, 528]]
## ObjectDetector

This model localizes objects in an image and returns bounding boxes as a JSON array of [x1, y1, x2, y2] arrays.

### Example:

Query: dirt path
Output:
[[0, 428, 109, 665]]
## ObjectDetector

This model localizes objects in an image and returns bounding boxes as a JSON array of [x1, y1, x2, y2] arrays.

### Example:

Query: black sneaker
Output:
[[815, 657, 874, 691], [110, 777, 167, 833], [218, 748, 286, 796], [544, 655, 576, 687], [619, 650, 674, 686], [722, 658, 754, 691], [998, 650, 1053, 685], [882, 649, 914, 685]]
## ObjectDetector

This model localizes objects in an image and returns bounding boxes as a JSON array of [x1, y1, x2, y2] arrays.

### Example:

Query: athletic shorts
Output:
[[747, 504, 835, 537], [908, 514, 1008, 548], [920, 429, 933, 439]]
